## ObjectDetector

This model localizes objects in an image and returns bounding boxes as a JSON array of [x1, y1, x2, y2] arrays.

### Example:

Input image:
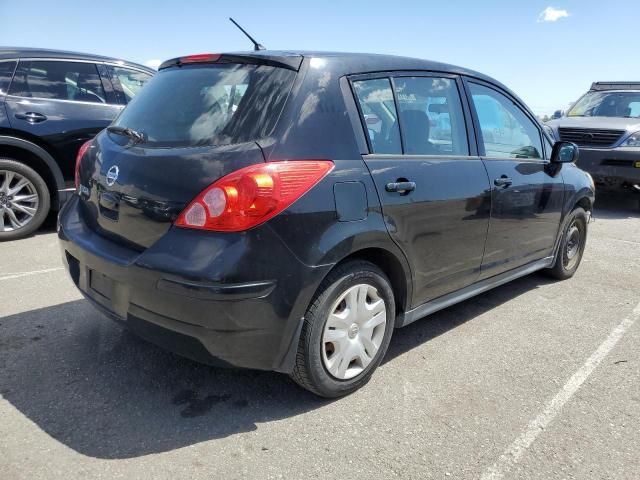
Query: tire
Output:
[[0, 159, 50, 241], [291, 260, 395, 398], [545, 207, 588, 280]]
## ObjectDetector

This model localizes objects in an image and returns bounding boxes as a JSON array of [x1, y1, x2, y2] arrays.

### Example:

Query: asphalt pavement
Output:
[[1, 193, 639, 480]]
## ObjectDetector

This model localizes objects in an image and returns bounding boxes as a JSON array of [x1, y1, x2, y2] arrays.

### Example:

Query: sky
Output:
[[1, 0, 638, 116]]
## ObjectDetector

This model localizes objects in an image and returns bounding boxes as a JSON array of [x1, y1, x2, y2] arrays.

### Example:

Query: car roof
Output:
[[218, 50, 519, 100], [0, 47, 154, 73], [229, 50, 485, 74], [591, 81, 640, 91]]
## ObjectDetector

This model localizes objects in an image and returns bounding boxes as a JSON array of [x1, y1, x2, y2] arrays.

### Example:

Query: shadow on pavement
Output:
[[0, 300, 327, 459], [0, 271, 553, 459], [593, 191, 640, 220], [386, 271, 554, 363]]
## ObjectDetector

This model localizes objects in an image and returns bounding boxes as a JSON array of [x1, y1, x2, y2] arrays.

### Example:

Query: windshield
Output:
[[113, 63, 296, 147], [567, 90, 640, 118]]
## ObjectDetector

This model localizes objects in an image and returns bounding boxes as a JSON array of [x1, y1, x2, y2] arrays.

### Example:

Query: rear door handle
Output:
[[494, 176, 513, 188], [15, 112, 47, 124], [385, 181, 416, 193]]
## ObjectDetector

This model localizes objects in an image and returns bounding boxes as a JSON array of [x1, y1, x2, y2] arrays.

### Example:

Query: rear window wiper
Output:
[[107, 125, 145, 143]]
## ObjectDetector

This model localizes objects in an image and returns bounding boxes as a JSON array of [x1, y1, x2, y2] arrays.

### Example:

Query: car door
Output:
[[351, 73, 491, 308], [4, 59, 122, 180], [0, 60, 17, 129], [465, 80, 564, 278]]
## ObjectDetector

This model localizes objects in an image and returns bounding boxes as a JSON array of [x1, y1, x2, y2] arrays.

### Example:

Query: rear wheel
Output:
[[0, 159, 50, 241], [291, 260, 395, 398], [545, 207, 588, 280]]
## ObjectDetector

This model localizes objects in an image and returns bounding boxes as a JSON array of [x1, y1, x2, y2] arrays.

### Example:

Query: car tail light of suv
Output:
[[175, 160, 334, 232]]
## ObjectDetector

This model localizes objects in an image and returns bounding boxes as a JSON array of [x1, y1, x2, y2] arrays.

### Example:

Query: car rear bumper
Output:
[[58, 195, 331, 372], [576, 147, 640, 189]]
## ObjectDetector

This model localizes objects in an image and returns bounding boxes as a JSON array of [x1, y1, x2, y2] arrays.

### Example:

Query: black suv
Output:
[[60, 51, 594, 397], [0, 48, 154, 240]]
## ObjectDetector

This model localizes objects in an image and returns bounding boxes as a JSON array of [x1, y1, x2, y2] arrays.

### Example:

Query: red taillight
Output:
[[176, 160, 334, 232], [180, 53, 221, 64], [75, 139, 93, 190]]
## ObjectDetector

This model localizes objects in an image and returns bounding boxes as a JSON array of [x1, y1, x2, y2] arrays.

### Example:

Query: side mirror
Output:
[[551, 141, 579, 164]]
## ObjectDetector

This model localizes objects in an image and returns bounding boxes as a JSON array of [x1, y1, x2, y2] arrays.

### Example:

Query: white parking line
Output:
[[481, 301, 640, 480], [0, 267, 64, 282]]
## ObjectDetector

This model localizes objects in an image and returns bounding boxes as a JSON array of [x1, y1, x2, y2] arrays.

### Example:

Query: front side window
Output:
[[111, 67, 152, 102], [393, 77, 468, 155], [469, 83, 542, 159], [0, 61, 17, 95], [9, 60, 106, 103], [352, 78, 402, 154]]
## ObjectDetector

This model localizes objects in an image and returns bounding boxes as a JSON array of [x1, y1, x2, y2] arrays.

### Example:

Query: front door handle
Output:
[[494, 176, 513, 188], [385, 181, 416, 193], [15, 112, 47, 124]]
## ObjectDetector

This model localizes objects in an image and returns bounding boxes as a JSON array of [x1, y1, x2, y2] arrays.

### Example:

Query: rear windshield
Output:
[[113, 63, 296, 147]]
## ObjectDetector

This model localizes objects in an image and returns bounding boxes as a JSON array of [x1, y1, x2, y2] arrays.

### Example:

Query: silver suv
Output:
[[546, 82, 640, 192]]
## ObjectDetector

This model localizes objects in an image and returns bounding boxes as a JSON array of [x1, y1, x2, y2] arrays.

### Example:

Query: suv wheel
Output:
[[291, 260, 395, 397], [0, 159, 50, 241], [545, 207, 588, 280]]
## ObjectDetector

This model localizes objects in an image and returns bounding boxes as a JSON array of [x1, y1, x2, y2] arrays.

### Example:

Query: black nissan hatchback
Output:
[[59, 51, 595, 397]]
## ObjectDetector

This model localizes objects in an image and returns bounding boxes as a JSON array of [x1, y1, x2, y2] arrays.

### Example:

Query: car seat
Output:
[[401, 110, 435, 154]]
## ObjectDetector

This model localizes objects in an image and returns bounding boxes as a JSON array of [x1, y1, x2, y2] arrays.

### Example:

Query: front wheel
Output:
[[545, 207, 588, 280], [291, 260, 395, 398]]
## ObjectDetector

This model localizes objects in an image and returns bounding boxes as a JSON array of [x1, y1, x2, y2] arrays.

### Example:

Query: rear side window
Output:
[[393, 77, 469, 155], [0, 61, 17, 95], [469, 83, 542, 159], [111, 67, 152, 103], [9, 60, 106, 103], [113, 64, 296, 147], [352, 78, 402, 154]]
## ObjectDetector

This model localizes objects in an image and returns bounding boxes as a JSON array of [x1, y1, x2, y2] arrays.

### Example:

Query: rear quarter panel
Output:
[[263, 56, 363, 162], [261, 56, 412, 306]]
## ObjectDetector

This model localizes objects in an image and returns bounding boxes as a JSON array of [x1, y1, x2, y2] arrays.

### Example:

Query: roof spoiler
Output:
[[591, 81, 640, 91], [159, 53, 303, 71]]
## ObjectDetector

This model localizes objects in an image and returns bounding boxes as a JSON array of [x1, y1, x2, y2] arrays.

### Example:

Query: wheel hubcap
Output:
[[563, 221, 582, 269], [0, 170, 39, 232], [321, 283, 387, 380], [347, 323, 359, 339]]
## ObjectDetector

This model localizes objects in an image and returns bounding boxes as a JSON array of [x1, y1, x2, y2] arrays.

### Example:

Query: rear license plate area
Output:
[[89, 270, 113, 300], [99, 192, 120, 221]]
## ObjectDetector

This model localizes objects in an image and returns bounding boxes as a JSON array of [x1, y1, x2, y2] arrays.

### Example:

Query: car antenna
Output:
[[229, 17, 266, 51]]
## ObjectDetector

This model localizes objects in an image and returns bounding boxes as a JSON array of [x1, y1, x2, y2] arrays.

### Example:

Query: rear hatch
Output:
[[76, 54, 301, 249]]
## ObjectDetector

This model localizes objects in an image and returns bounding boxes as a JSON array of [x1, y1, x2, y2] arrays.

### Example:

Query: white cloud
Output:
[[537, 6, 570, 22], [144, 59, 162, 70]]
